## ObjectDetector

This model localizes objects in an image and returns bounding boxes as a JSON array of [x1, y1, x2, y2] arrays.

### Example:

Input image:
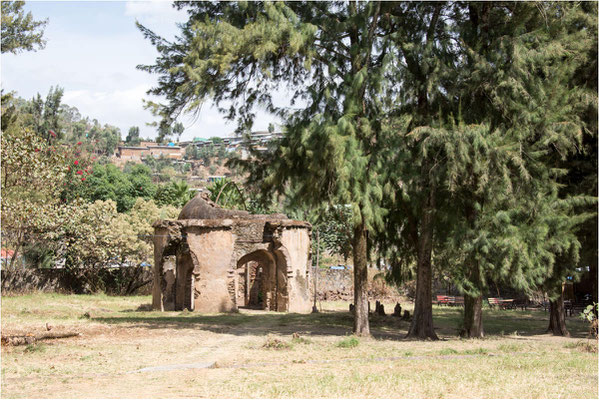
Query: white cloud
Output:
[[124, 1, 186, 26], [63, 84, 157, 136]]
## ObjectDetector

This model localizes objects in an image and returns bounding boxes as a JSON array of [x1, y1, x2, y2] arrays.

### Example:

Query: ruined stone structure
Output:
[[152, 193, 312, 313]]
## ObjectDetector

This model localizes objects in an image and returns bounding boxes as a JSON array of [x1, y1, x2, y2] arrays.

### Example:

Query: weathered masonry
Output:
[[152, 193, 312, 313]]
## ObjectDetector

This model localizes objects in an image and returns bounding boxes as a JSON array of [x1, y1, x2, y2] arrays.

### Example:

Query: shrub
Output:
[[336, 336, 359, 348]]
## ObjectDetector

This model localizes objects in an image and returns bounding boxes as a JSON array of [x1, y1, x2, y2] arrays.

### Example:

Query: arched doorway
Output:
[[236, 250, 276, 310], [175, 250, 195, 311]]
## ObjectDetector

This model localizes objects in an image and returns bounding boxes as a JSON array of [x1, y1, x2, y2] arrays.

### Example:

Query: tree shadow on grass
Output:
[[92, 310, 414, 340], [92, 306, 589, 340], [431, 306, 590, 339]]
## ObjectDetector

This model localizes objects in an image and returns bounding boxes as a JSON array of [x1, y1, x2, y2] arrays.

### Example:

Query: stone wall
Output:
[[315, 267, 402, 302], [1, 267, 153, 295]]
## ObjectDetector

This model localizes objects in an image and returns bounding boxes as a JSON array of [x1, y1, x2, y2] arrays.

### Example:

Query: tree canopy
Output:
[[1, 1, 47, 54], [139, 1, 597, 339]]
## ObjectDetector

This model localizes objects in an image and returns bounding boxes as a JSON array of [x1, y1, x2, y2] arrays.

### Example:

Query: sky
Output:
[[1, 0, 278, 141]]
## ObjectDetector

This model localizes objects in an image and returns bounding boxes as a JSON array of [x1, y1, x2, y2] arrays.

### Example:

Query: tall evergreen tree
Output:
[[377, 2, 596, 339], [138, 1, 413, 336], [456, 2, 596, 337]]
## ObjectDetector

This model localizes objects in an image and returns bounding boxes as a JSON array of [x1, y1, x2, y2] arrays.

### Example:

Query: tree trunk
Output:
[[462, 257, 484, 338], [590, 259, 598, 304], [352, 223, 370, 336], [462, 294, 484, 338], [407, 188, 438, 340], [547, 293, 569, 336]]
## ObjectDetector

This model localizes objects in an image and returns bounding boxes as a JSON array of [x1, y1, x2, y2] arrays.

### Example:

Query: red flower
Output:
[[81, 178, 86, 181], [74, 160, 79, 166], [77, 141, 82, 145], [49, 130, 56, 137], [68, 167, 71, 171], [34, 148, 40, 152], [76, 170, 83, 175]]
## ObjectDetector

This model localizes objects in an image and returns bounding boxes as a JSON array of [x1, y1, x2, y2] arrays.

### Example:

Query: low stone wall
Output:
[[1, 267, 153, 295], [315, 267, 402, 302]]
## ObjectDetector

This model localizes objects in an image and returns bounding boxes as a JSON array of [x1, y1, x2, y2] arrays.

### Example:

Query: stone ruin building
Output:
[[152, 192, 313, 313]]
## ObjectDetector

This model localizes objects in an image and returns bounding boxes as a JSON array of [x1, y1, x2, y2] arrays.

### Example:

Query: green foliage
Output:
[[206, 177, 246, 210], [154, 180, 193, 208], [184, 144, 198, 160], [336, 336, 359, 349], [0, 113, 93, 269], [8, 88, 121, 155], [172, 122, 184, 143], [136, 2, 596, 339], [72, 163, 156, 213], [1, 1, 47, 54], [156, 124, 171, 144], [22, 244, 55, 269], [125, 126, 141, 146], [580, 303, 598, 339]]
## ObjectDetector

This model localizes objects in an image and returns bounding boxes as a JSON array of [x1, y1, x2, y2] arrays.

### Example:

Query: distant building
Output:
[[116, 144, 183, 162]]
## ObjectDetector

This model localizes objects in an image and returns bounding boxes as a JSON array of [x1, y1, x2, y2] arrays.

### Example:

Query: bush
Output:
[[336, 336, 359, 348]]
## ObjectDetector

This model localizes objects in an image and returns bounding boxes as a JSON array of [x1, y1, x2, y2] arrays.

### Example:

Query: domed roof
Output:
[[178, 192, 251, 220]]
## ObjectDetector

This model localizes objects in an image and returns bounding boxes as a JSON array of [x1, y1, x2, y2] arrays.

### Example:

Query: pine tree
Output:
[[138, 1, 413, 336], [1, 1, 47, 54], [375, 2, 596, 339]]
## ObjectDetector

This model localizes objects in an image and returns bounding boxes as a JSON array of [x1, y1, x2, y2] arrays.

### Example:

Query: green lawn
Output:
[[1, 293, 597, 398]]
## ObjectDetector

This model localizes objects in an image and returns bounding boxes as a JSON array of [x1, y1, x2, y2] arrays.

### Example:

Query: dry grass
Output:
[[1, 293, 597, 398]]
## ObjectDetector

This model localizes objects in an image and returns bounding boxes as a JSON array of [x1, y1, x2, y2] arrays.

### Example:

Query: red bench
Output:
[[435, 295, 464, 307]]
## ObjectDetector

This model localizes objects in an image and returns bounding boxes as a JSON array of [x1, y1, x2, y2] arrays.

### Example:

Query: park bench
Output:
[[435, 295, 451, 305], [435, 295, 464, 307], [488, 297, 515, 310]]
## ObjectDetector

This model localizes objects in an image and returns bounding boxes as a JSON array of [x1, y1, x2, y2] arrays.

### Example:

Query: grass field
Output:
[[1, 293, 597, 398]]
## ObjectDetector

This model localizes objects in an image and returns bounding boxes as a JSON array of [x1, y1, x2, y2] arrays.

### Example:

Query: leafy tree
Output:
[[1, 1, 47, 54], [0, 111, 93, 268], [20, 86, 64, 142], [75, 163, 156, 212], [44, 199, 177, 274], [126, 126, 141, 146], [173, 122, 185, 143], [184, 144, 198, 160], [156, 123, 172, 144]]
